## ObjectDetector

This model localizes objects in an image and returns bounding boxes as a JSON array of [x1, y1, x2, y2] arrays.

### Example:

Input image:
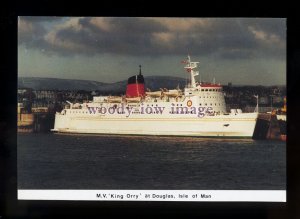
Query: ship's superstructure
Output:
[[52, 56, 258, 137]]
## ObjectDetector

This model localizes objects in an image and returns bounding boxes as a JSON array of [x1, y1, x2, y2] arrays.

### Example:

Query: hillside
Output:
[[18, 76, 187, 92]]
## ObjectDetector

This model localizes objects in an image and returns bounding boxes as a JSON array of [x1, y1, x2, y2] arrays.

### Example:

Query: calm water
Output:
[[18, 133, 286, 190]]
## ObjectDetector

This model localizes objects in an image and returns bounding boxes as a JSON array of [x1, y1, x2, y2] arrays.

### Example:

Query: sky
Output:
[[18, 17, 286, 85]]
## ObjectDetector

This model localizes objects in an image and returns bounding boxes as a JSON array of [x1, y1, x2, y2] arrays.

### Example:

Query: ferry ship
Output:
[[52, 56, 259, 137]]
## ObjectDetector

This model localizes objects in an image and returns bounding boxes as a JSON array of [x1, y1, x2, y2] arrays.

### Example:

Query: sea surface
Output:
[[18, 133, 286, 190]]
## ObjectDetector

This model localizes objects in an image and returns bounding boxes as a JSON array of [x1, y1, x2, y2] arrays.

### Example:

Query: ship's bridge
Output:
[[184, 83, 226, 114], [184, 83, 223, 95], [181, 55, 226, 113]]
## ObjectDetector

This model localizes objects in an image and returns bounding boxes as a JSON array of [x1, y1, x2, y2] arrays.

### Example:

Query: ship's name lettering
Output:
[[96, 193, 140, 199]]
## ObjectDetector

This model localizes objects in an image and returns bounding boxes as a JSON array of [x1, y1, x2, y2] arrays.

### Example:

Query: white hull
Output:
[[52, 113, 258, 138]]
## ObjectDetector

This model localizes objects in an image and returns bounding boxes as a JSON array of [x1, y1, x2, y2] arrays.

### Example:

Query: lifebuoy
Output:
[[187, 100, 192, 107]]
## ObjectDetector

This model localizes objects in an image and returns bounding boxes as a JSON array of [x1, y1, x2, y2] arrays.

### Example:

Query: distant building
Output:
[[259, 97, 269, 104], [272, 96, 283, 104], [18, 89, 27, 94], [91, 91, 98, 96], [33, 90, 56, 100]]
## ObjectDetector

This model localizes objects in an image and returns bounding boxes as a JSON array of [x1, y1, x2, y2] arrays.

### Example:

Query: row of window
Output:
[[172, 103, 223, 106], [69, 111, 89, 114], [201, 89, 222, 92], [199, 103, 222, 106], [192, 89, 222, 92], [145, 102, 223, 107], [199, 96, 221, 99]]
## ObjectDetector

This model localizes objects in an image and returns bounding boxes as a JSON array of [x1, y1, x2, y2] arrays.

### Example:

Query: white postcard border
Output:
[[18, 190, 286, 202]]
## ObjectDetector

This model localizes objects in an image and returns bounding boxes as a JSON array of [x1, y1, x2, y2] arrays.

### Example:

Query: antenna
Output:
[[183, 55, 199, 88], [253, 95, 259, 113], [139, 65, 142, 75]]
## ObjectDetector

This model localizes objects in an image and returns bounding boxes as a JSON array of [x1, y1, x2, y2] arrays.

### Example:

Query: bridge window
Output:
[[201, 89, 204, 91], [205, 89, 208, 91]]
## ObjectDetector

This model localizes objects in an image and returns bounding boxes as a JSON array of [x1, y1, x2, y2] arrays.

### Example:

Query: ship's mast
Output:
[[184, 55, 199, 88]]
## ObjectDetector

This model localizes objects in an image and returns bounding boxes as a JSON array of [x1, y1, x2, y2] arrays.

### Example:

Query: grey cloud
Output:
[[18, 18, 47, 46], [18, 17, 286, 59], [20, 16, 64, 22], [85, 17, 167, 33], [243, 18, 286, 39]]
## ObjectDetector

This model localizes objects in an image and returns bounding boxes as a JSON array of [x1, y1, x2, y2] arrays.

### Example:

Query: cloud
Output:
[[148, 17, 211, 32], [19, 16, 64, 22], [18, 17, 286, 59], [18, 17, 47, 45], [248, 25, 285, 48]]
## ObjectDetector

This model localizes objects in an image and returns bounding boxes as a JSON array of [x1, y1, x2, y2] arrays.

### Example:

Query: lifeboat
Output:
[[162, 89, 182, 97], [107, 96, 122, 103], [126, 97, 142, 102], [145, 91, 162, 97]]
